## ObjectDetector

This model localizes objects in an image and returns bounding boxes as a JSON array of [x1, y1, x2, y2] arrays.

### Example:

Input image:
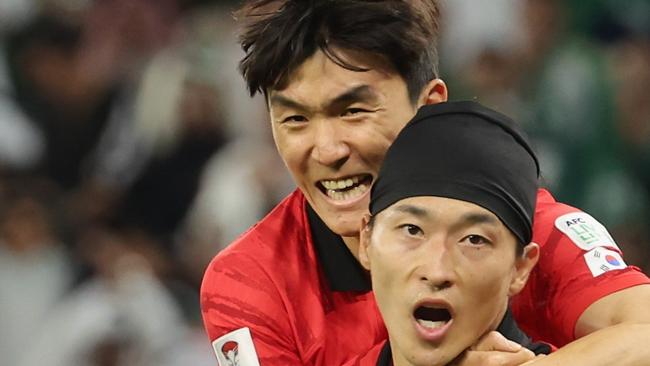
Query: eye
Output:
[[281, 115, 308, 123], [398, 224, 423, 237], [461, 234, 491, 246], [341, 108, 369, 116]]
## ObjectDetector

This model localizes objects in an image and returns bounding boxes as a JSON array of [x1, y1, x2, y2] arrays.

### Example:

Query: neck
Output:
[[341, 235, 361, 261]]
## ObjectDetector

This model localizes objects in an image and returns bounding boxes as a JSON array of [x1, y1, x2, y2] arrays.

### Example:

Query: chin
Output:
[[317, 205, 365, 236], [406, 338, 467, 366], [407, 350, 451, 366], [325, 217, 362, 238]]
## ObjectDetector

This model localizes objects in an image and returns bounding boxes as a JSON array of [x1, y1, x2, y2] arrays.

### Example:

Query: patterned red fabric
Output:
[[201, 190, 387, 365]]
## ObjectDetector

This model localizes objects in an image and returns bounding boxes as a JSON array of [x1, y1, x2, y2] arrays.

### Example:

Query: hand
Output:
[[520, 355, 547, 365], [451, 331, 536, 366]]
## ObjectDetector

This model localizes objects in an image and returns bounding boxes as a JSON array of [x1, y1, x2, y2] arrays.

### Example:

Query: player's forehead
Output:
[[378, 196, 505, 229], [268, 48, 403, 105]]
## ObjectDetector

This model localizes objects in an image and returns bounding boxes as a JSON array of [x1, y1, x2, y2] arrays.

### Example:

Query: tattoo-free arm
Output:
[[524, 284, 650, 366]]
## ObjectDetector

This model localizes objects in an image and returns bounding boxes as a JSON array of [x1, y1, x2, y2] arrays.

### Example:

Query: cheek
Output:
[[384, 103, 417, 133], [351, 115, 404, 157], [370, 257, 407, 338], [375, 123, 404, 150], [460, 266, 513, 314], [369, 253, 399, 294], [273, 133, 307, 174], [368, 237, 419, 319], [369, 243, 407, 308], [478, 267, 512, 292]]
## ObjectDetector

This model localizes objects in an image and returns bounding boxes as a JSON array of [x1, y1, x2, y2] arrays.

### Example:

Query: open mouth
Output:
[[317, 174, 373, 201], [414, 305, 452, 329]]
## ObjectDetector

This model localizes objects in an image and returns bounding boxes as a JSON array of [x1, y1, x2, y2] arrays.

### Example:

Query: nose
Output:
[[415, 240, 455, 291], [310, 119, 350, 168]]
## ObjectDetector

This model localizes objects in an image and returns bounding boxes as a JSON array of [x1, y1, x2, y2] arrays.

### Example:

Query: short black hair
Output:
[[236, 0, 440, 103]]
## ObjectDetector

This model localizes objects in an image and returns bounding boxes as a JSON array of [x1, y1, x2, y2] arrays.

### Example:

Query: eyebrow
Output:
[[449, 212, 500, 233], [329, 85, 379, 107], [392, 203, 432, 219], [391, 203, 500, 229], [269, 94, 309, 113], [269, 84, 379, 113]]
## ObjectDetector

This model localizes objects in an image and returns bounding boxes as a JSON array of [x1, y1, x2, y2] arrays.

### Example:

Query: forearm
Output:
[[525, 323, 650, 366]]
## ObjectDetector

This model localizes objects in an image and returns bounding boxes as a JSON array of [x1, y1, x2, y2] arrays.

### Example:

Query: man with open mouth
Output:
[[359, 101, 553, 366]]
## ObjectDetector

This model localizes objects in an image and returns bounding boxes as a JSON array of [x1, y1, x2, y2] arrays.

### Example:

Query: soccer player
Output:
[[201, 1, 650, 365], [358, 100, 552, 366]]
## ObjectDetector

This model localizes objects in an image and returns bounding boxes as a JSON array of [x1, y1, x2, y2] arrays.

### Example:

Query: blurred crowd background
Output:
[[0, 0, 648, 365]]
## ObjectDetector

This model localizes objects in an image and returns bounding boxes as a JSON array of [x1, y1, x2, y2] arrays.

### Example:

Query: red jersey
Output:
[[201, 188, 649, 365], [512, 189, 649, 345]]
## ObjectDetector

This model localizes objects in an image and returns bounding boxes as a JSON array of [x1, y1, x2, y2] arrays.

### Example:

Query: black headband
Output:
[[369, 101, 540, 245]]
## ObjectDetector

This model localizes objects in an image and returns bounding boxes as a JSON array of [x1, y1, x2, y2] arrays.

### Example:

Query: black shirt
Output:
[[375, 309, 552, 366]]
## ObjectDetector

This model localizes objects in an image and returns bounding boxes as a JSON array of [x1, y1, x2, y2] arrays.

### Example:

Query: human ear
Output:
[[358, 214, 373, 271], [508, 243, 540, 296], [417, 78, 448, 107]]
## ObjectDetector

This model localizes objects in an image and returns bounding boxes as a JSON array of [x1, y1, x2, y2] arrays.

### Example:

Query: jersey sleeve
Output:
[[515, 208, 650, 346], [200, 250, 303, 365]]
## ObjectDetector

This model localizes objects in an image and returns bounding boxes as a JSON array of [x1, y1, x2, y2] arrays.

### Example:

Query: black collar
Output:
[[376, 308, 551, 365], [496, 308, 551, 355], [307, 204, 371, 292]]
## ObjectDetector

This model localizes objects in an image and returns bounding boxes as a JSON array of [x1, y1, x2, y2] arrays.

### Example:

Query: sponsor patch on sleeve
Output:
[[212, 327, 261, 366], [554, 212, 620, 251], [583, 247, 627, 277]]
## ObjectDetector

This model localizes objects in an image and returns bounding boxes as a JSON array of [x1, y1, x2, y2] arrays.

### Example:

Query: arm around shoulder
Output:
[[523, 284, 650, 366], [521, 200, 650, 365]]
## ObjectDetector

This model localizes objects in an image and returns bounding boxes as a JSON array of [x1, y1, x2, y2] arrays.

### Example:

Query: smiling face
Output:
[[359, 196, 538, 366], [268, 49, 447, 240]]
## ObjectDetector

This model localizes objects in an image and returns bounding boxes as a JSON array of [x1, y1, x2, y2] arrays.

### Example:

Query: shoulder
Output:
[[200, 190, 317, 338], [517, 189, 648, 345], [218, 189, 308, 257], [533, 188, 581, 231], [532, 188, 617, 251], [202, 189, 310, 286]]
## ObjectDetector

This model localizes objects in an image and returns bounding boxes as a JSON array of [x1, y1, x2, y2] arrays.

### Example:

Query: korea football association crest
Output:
[[221, 341, 240, 366], [212, 327, 261, 366]]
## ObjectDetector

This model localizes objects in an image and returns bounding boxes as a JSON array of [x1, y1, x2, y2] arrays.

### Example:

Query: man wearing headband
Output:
[[359, 101, 552, 365]]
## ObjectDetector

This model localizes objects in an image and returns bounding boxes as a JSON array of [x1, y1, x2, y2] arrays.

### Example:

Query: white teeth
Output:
[[320, 176, 367, 192], [326, 183, 369, 201], [417, 319, 447, 329]]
